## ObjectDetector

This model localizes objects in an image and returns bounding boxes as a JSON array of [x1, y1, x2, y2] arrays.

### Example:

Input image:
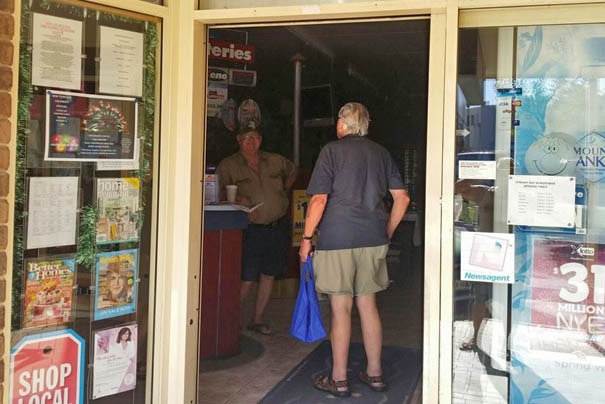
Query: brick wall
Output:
[[0, 0, 14, 400]]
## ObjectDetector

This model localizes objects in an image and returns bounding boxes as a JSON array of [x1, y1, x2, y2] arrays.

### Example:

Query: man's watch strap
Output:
[[302, 235, 313, 240]]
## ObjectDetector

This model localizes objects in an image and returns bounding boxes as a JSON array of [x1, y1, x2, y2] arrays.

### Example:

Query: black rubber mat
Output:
[[259, 341, 422, 403]]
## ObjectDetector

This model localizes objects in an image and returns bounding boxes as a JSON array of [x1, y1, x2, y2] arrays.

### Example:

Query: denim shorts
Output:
[[241, 217, 289, 281]]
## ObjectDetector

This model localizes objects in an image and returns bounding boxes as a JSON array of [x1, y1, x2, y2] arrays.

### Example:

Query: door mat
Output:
[[259, 341, 422, 403]]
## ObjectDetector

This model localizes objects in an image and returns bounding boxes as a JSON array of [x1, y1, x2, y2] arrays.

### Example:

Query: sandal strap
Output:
[[365, 374, 384, 384], [332, 378, 349, 388]]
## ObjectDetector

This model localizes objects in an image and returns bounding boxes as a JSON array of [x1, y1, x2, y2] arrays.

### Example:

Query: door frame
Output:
[[192, 4, 448, 403]]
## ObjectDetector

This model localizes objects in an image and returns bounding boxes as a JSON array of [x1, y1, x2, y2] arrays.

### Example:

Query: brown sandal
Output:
[[359, 372, 388, 392], [313, 374, 351, 397]]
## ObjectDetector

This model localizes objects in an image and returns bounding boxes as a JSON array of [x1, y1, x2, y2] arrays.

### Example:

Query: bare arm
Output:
[[387, 189, 410, 239], [299, 194, 328, 262]]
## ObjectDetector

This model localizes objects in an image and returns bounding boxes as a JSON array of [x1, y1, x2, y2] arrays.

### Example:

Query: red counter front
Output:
[[200, 208, 248, 359]]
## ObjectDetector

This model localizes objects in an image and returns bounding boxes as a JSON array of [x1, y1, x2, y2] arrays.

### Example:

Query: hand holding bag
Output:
[[289, 256, 327, 343]]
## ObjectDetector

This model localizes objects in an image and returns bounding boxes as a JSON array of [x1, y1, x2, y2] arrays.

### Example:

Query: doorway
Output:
[[199, 18, 429, 402]]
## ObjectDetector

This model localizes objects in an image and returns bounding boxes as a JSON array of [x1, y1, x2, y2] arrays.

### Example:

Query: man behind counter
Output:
[[216, 121, 298, 336]]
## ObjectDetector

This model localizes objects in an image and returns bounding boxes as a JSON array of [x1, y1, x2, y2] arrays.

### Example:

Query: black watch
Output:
[[302, 235, 313, 240]]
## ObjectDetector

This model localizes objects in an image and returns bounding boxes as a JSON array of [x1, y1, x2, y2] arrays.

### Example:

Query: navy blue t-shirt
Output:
[[307, 135, 405, 250]]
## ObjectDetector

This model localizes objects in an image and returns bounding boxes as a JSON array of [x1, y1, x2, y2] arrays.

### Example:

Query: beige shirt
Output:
[[217, 151, 297, 224]]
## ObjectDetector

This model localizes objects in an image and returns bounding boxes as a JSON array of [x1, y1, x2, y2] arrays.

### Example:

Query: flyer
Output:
[[26, 176, 79, 249], [22, 257, 76, 328], [45, 91, 138, 162], [96, 178, 140, 244], [94, 249, 138, 320], [93, 324, 137, 399]]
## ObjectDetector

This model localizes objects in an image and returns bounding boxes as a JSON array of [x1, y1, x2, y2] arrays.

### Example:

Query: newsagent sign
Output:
[[10, 329, 85, 404]]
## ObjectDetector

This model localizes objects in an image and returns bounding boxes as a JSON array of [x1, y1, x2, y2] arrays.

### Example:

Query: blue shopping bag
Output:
[[289, 256, 327, 343]]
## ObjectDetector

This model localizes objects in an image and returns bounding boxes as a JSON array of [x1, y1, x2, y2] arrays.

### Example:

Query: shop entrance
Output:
[[200, 18, 429, 402]]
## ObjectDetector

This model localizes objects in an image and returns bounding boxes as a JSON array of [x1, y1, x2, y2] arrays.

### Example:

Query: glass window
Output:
[[10, 1, 159, 403], [455, 23, 605, 403]]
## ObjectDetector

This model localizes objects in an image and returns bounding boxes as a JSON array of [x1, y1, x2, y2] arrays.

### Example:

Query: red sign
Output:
[[10, 329, 85, 404], [531, 238, 605, 335], [208, 40, 255, 64]]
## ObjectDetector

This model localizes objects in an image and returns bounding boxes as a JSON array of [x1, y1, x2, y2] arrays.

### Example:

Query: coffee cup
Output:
[[226, 185, 237, 203]]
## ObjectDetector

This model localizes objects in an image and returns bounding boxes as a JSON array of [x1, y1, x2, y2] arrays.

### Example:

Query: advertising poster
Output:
[[93, 325, 138, 399], [10, 329, 85, 404], [94, 249, 138, 320], [31, 13, 82, 90], [96, 178, 140, 244], [207, 81, 228, 118], [26, 176, 79, 249], [45, 91, 138, 162], [291, 189, 311, 246], [510, 24, 605, 403], [98, 26, 144, 97], [22, 257, 75, 328]]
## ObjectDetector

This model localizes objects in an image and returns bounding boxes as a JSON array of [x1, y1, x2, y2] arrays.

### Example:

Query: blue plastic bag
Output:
[[289, 256, 327, 343]]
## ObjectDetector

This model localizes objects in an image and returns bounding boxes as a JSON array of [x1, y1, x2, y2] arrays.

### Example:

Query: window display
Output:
[[10, 1, 159, 403]]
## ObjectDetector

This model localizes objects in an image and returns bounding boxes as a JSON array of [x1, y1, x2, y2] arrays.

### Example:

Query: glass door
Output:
[[454, 15, 605, 404]]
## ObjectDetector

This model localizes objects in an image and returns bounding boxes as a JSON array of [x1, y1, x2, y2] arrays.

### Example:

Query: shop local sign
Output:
[[10, 329, 84, 404]]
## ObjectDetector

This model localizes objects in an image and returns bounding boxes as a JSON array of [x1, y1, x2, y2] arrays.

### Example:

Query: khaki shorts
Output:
[[313, 244, 390, 296]]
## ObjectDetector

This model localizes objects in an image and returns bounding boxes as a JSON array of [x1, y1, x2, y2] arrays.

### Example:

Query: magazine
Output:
[[94, 249, 138, 320], [22, 257, 76, 328], [96, 178, 140, 244], [205, 202, 264, 213]]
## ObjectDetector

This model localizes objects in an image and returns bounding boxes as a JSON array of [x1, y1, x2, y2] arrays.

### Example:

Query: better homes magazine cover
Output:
[[22, 257, 76, 328], [96, 178, 140, 244]]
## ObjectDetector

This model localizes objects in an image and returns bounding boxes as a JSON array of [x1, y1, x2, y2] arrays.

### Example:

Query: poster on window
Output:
[[93, 324, 137, 399], [10, 329, 85, 404], [94, 249, 138, 320], [98, 26, 144, 97], [26, 176, 79, 249], [45, 91, 138, 162], [96, 178, 140, 244], [31, 13, 83, 90], [22, 257, 75, 328]]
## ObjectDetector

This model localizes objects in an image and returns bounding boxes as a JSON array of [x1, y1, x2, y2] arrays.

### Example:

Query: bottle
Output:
[[204, 164, 218, 204]]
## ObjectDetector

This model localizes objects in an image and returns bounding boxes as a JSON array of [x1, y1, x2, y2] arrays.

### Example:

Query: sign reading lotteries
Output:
[[10, 329, 85, 404], [208, 40, 255, 64]]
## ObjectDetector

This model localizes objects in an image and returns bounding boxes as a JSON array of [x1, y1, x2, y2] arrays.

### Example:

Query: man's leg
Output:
[[329, 294, 353, 382], [252, 273, 274, 324], [356, 293, 383, 377]]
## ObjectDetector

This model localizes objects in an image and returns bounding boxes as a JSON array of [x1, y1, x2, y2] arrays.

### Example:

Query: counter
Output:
[[200, 205, 248, 359]]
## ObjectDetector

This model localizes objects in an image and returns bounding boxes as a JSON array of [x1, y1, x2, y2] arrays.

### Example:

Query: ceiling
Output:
[[211, 19, 431, 102]]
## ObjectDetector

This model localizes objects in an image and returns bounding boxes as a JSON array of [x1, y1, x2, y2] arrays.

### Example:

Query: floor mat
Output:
[[259, 341, 422, 403]]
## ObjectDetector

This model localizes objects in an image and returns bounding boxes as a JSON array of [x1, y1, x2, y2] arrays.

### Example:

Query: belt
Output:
[[248, 219, 282, 229]]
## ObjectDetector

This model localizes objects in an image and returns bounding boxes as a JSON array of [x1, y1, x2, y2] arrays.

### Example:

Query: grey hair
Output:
[[338, 102, 370, 136]]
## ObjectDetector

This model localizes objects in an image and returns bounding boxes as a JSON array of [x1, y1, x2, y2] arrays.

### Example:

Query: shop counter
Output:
[[200, 205, 248, 359]]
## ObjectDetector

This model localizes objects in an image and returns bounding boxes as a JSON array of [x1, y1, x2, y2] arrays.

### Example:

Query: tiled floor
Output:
[[197, 228, 425, 404], [197, 225, 507, 404]]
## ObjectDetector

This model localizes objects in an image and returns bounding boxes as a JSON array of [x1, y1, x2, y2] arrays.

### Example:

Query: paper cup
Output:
[[226, 185, 237, 203]]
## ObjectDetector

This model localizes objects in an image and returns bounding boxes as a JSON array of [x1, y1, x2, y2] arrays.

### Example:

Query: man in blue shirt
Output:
[[299, 102, 410, 397]]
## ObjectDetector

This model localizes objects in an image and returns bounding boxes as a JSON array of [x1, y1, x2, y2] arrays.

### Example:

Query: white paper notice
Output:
[[26, 177, 79, 249], [460, 232, 514, 283], [99, 26, 144, 97], [32, 13, 82, 90], [458, 160, 497, 180], [507, 175, 576, 227]]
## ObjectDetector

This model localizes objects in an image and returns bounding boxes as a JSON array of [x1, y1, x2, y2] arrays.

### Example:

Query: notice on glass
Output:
[[460, 232, 514, 283], [45, 90, 138, 162], [98, 26, 144, 97], [26, 177, 78, 249], [93, 325, 137, 399], [458, 160, 497, 180], [507, 175, 576, 227], [32, 13, 82, 90]]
